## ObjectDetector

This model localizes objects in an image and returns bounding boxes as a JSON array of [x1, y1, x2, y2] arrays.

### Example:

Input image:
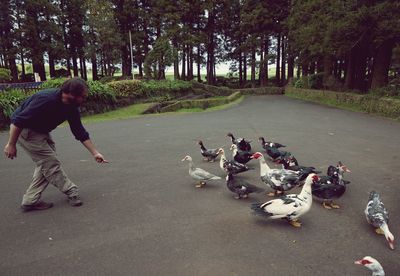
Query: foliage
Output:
[[139, 80, 192, 97], [0, 68, 12, 82], [369, 85, 400, 98], [308, 73, 324, 89], [143, 36, 175, 79], [86, 80, 116, 103], [108, 80, 142, 98], [0, 89, 27, 117], [41, 78, 68, 89]]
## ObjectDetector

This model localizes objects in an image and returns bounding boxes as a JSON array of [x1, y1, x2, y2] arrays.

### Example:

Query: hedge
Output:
[[158, 91, 242, 113], [285, 86, 400, 120]]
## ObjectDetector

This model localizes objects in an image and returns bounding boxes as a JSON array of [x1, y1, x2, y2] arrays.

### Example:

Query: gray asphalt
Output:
[[0, 95, 399, 275]]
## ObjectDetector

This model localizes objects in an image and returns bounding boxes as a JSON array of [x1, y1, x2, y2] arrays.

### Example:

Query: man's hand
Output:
[[4, 143, 17, 159], [94, 152, 108, 163]]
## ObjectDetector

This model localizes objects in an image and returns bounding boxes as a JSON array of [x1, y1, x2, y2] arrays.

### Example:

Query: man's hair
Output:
[[60, 77, 89, 96]]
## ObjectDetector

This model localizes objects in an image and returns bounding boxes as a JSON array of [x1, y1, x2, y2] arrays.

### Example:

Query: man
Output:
[[3, 77, 108, 211]]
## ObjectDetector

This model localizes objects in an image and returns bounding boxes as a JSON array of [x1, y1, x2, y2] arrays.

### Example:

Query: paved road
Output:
[[1, 95, 399, 275]]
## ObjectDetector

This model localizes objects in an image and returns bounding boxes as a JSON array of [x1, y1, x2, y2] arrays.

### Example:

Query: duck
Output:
[[230, 144, 252, 164], [198, 140, 220, 162], [258, 137, 286, 150], [217, 148, 252, 175], [251, 152, 303, 196], [262, 142, 291, 161], [354, 256, 385, 276], [364, 191, 395, 250], [181, 155, 221, 188], [225, 173, 264, 199], [311, 161, 351, 209], [227, 132, 252, 151], [276, 155, 321, 182], [251, 173, 320, 227]]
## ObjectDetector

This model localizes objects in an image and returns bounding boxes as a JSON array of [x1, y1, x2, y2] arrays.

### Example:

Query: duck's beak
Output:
[[354, 260, 363, 265], [388, 239, 395, 250]]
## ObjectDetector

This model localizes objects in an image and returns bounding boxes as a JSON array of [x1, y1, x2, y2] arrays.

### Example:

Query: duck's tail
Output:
[[251, 202, 272, 217]]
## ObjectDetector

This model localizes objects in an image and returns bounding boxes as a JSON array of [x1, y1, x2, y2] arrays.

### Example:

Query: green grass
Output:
[[81, 103, 153, 123], [80, 95, 244, 124]]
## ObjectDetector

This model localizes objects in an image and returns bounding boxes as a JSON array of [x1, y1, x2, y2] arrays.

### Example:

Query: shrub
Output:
[[294, 79, 303, 88], [369, 85, 400, 98], [0, 68, 12, 83], [86, 80, 116, 103], [0, 89, 27, 117], [140, 80, 192, 98], [41, 78, 68, 89], [308, 73, 324, 89], [54, 68, 71, 78], [109, 80, 142, 98]]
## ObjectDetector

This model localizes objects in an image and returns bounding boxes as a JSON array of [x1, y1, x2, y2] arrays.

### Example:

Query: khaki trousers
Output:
[[18, 129, 78, 205]]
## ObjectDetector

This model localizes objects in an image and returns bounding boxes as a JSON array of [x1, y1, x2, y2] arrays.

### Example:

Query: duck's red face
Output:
[[311, 174, 320, 182], [250, 152, 263, 159], [354, 259, 372, 266]]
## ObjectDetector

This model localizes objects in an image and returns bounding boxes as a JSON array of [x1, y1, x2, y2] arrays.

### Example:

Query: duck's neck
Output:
[[199, 143, 206, 151], [258, 156, 270, 176], [220, 152, 227, 167], [188, 160, 195, 172], [299, 179, 313, 202], [371, 265, 385, 276], [232, 147, 238, 156]]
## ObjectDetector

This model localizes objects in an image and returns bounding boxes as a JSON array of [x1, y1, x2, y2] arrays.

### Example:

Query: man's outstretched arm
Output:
[[82, 139, 109, 163]]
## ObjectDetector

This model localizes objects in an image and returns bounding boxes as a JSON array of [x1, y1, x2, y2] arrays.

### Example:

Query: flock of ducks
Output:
[[181, 132, 394, 275]]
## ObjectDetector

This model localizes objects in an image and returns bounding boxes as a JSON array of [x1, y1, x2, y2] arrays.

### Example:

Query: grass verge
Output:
[[81, 95, 244, 123]]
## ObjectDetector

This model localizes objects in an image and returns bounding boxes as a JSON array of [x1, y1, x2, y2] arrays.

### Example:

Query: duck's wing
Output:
[[261, 196, 302, 216], [191, 168, 220, 180]]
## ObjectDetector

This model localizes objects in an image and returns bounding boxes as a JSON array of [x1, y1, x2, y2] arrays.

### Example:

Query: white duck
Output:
[[251, 174, 319, 227], [364, 191, 395, 250], [354, 256, 385, 276], [251, 152, 302, 196], [181, 155, 221, 188]]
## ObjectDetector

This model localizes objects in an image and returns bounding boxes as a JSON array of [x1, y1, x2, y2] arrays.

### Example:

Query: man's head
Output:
[[60, 77, 89, 106]]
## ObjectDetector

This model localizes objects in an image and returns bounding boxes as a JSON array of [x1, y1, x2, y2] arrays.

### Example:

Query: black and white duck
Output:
[[276, 155, 321, 182], [364, 191, 395, 250], [225, 173, 264, 199], [227, 132, 252, 151], [251, 152, 303, 196], [181, 155, 221, 188], [355, 256, 385, 276], [258, 137, 286, 151], [198, 140, 220, 162], [311, 161, 351, 209], [262, 142, 291, 161], [218, 148, 252, 175], [251, 174, 320, 227], [230, 144, 252, 164]]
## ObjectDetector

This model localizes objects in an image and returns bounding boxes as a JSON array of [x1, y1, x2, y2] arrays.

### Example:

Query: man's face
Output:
[[62, 90, 88, 106]]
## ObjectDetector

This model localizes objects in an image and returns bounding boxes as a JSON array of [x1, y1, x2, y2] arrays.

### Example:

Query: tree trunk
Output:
[[173, 40, 180, 80], [276, 34, 281, 84], [323, 55, 333, 85], [197, 44, 201, 82], [259, 39, 267, 86], [297, 61, 301, 79], [49, 53, 56, 78], [181, 46, 186, 80], [243, 51, 247, 84], [281, 36, 286, 84], [370, 39, 394, 89], [251, 47, 256, 88], [239, 51, 243, 87], [91, 54, 98, 80]]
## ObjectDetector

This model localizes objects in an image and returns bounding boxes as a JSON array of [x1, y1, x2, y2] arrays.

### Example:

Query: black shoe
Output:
[[68, 195, 83, 207], [21, 201, 54, 212]]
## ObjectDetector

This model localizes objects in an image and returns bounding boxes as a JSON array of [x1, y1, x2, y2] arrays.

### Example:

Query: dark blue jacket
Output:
[[11, 88, 90, 142]]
